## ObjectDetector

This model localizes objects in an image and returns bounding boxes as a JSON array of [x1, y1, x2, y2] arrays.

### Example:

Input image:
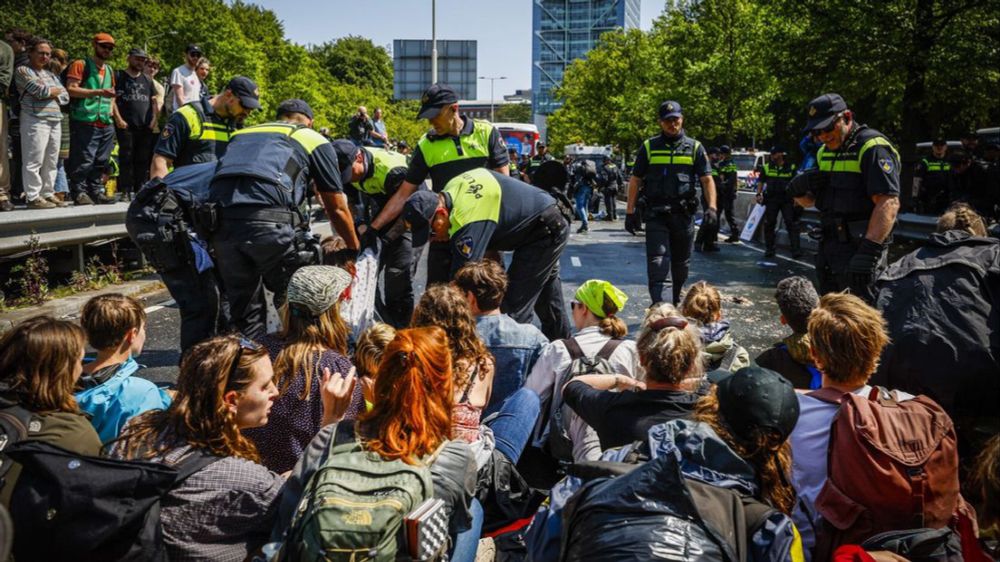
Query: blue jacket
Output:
[[476, 313, 549, 417], [75, 356, 172, 443]]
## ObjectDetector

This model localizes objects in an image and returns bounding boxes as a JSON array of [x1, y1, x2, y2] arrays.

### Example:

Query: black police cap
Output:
[[707, 146, 720, 155], [719, 145, 732, 154], [417, 84, 459, 120], [330, 139, 361, 185], [770, 145, 786, 154], [659, 100, 682, 120], [276, 99, 314, 120], [226, 76, 260, 110], [803, 93, 848, 132], [403, 190, 441, 247]]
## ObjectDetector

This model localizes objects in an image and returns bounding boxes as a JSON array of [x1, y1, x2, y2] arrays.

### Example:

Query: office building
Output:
[[393, 39, 477, 100]]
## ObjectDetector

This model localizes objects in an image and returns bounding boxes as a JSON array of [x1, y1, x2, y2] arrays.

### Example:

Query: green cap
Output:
[[575, 279, 628, 318]]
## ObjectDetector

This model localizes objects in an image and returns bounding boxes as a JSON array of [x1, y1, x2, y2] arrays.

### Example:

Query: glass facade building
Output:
[[532, 0, 640, 122], [393, 39, 477, 100]]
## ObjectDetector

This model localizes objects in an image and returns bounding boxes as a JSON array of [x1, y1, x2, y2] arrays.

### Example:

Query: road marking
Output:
[[570, 256, 581, 267], [144, 299, 175, 314], [723, 235, 815, 269]]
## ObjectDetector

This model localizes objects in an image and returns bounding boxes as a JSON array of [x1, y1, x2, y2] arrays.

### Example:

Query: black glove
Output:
[[787, 169, 829, 199], [625, 213, 641, 235], [846, 238, 884, 291], [702, 207, 719, 233], [360, 227, 381, 253]]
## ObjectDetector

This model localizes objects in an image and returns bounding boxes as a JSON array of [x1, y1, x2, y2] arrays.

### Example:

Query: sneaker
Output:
[[93, 192, 116, 204], [576, 226, 589, 234], [27, 198, 57, 209], [45, 195, 70, 208], [74, 192, 95, 206], [0, 197, 13, 212]]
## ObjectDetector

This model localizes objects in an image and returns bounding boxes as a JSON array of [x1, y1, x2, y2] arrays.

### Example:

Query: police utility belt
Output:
[[195, 204, 302, 234], [820, 216, 870, 244], [643, 197, 698, 219]]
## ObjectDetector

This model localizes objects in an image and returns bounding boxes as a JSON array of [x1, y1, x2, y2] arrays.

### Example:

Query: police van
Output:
[[731, 149, 765, 190]]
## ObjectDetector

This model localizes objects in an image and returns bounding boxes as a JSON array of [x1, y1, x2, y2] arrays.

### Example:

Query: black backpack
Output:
[[0, 400, 220, 562]]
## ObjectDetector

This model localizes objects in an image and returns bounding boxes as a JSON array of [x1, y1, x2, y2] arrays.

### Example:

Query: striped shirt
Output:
[[14, 66, 67, 121]]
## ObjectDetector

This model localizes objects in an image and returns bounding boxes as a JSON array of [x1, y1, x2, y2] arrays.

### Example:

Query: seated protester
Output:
[[75, 294, 172, 443], [561, 366, 804, 562], [525, 279, 641, 463], [353, 322, 396, 410], [970, 435, 1000, 544], [0, 316, 102, 505], [564, 302, 708, 452], [243, 266, 364, 473], [272, 327, 477, 559], [411, 285, 540, 470], [110, 335, 286, 562], [755, 276, 822, 389], [873, 203, 1000, 462], [681, 280, 750, 372], [453, 259, 549, 417]]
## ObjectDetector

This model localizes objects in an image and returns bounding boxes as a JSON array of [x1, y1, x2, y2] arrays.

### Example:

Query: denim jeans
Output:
[[485, 388, 540, 464], [476, 314, 548, 417], [449, 498, 483, 562], [54, 159, 68, 193], [574, 184, 592, 229]]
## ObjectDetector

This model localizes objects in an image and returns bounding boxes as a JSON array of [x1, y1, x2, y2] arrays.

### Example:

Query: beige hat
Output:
[[286, 266, 352, 317]]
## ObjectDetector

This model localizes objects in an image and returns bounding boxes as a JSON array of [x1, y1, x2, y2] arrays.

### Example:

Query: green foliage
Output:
[[495, 103, 533, 124], [6, 235, 49, 305], [310, 36, 394, 99]]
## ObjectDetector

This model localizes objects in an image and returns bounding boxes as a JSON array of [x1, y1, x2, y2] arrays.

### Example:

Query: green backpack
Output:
[[281, 424, 439, 562]]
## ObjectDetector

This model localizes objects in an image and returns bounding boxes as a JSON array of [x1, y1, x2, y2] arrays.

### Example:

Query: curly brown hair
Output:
[[110, 335, 268, 463], [411, 284, 491, 388]]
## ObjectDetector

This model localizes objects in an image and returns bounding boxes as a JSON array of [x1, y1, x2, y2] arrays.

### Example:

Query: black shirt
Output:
[[154, 98, 232, 167], [114, 70, 153, 129], [348, 114, 373, 144], [563, 380, 704, 450], [404, 115, 510, 188]]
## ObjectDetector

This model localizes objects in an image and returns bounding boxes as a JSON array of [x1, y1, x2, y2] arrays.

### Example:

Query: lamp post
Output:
[[431, 0, 438, 84], [144, 30, 177, 54], [479, 75, 507, 122]]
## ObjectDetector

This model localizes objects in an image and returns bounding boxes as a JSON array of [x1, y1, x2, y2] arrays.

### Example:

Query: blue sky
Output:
[[249, 0, 661, 99]]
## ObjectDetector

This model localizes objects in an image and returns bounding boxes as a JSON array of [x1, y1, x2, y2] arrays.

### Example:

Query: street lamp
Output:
[[144, 30, 178, 53], [479, 75, 507, 122], [431, 0, 438, 84]]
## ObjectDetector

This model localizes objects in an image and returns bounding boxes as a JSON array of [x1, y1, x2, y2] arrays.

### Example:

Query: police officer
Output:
[[364, 84, 509, 285], [149, 76, 258, 178], [626, 101, 717, 305], [208, 99, 360, 339], [403, 168, 571, 340], [694, 146, 722, 252], [332, 139, 417, 328], [525, 141, 554, 184], [755, 146, 800, 258], [789, 93, 900, 303], [716, 145, 740, 242], [912, 138, 951, 215], [508, 147, 523, 180]]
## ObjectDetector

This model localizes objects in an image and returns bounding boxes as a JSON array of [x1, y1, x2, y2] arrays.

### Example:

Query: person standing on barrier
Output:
[[756, 146, 800, 258], [716, 145, 740, 242], [207, 99, 359, 340], [626, 100, 717, 306], [789, 93, 900, 303]]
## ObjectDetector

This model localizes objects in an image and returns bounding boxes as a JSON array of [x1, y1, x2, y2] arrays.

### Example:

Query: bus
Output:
[[496, 123, 540, 158]]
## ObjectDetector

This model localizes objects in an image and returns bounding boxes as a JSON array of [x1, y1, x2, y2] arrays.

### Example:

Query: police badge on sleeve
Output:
[[457, 235, 474, 258], [878, 157, 894, 173]]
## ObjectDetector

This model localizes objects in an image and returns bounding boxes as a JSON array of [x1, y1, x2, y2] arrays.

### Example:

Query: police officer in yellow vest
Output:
[[913, 138, 951, 214], [149, 76, 258, 179], [208, 99, 359, 339], [755, 146, 800, 258], [403, 168, 571, 340], [364, 84, 509, 285], [332, 139, 417, 328], [626, 101, 718, 305], [790, 93, 900, 303]]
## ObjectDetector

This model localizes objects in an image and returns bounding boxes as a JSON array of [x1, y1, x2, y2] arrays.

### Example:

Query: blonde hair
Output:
[[937, 202, 987, 237], [354, 323, 397, 379], [636, 303, 703, 385], [274, 302, 349, 400], [681, 281, 722, 325], [807, 292, 889, 386]]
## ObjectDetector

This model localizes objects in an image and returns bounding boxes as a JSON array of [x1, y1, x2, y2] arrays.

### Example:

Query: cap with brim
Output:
[[226, 76, 261, 110], [770, 145, 786, 154], [286, 266, 352, 317], [417, 84, 458, 120], [803, 93, 847, 133], [330, 139, 361, 185], [659, 100, 683, 120], [575, 279, 628, 318], [186, 44, 202, 54], [712, 366, 800, 443], [93, 33, 115, 45], [403, 190, 441, 247], [128, 47, 148, 58], [276, 98, 314, 121]]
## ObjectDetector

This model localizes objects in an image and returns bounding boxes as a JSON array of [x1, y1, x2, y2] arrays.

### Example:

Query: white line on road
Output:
[[570, 256, 581, 267], [144, 299, 176, 314], [725, 237, 815, 269]]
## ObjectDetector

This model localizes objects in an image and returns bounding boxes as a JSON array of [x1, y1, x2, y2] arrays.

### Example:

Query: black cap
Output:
[[397, 140, 409, 149], [659, 100, 682, 120], [186, 44, 202, 55], [720, 145, 732, 154], [127, 47, 148, 58], [225, 76, 260, 110], [932, 138, 947, 146], [707, 146, 720, 155], [536, 141, 546, 149], [403, 190, 441, 247], [770, 145, 786, 154], [710, 366, 800, 442], [417, 84, 459, 120], [330, 139, 361, 185], [803, 93, 847, 132], [276, 98, 314, 120]]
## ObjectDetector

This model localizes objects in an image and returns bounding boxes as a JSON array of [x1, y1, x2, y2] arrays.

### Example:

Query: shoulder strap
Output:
[[595, 338, 623, 361], [0, 402, 34, 450], [172, 448, 223, 484], [806, 387, 846, 405], [561, 337, 585, 360]]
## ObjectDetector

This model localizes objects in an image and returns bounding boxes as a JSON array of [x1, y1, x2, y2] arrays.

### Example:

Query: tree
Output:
[[310, 36, 394, 99], [495, 103, 532, 123]]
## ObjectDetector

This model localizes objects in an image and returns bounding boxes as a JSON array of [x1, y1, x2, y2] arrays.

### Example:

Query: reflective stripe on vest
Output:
[[764, 163, 795, 178], [177, 104, 231, 143], [419, 120, 494, 169], [644, 138, 699, 166], [443, 168, 502, 237], [69, 58, 113, 124], [719, 161, 738, 173], [817, 136, 899, 173], [229, 123, 327, 154], [922, 158, 951, 173], [358, 147, 408, 195]]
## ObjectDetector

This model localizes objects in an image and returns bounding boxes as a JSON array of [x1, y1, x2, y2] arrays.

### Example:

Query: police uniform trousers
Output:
[[762, 197, 801, 254], [815, 223, 888, 304], [68, 121, 115, 199], [211, 217, 301, 340], [501, 206, 572, 340], [717, 184, 739, 236], [602, 188, 618, 220], [376, 226, 415, 328], [645, 209, 695, 305], [160, 264, 225, 354]]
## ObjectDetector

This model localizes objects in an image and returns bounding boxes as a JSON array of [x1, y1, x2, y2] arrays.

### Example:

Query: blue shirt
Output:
[[75, 356, 172, 443], [475, 313, 549, 417]]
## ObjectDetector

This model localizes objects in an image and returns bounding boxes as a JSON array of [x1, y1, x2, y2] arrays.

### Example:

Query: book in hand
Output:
[[404, 498, 448, 561]]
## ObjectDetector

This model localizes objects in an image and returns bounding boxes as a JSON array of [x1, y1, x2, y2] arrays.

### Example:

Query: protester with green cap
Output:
[[525, 279, 641, 463]]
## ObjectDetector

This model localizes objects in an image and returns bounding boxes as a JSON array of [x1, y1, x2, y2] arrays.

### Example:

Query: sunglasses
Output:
[[188, 52, 202, 58], [226, 336, 261, 386], [98, 43, 115, 50], [811, 112, 845, 137]]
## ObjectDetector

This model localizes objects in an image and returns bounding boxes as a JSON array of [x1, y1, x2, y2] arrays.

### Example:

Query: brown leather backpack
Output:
[[808, 386, 961, 560]]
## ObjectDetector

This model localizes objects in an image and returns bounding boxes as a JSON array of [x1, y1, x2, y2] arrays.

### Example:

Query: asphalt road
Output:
[[134, 212, 815, 384]]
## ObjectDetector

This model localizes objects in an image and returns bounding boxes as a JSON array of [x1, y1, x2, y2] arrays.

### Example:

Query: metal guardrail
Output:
[[0, 203, 129, 259]]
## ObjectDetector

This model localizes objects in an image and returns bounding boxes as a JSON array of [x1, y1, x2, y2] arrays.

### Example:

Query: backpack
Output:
[[4, 431, 219, 561], [544, 338, 623, 462], [808, 386, 961, 560], [126, 177, 194, 273], [279, 424, 442, 562]]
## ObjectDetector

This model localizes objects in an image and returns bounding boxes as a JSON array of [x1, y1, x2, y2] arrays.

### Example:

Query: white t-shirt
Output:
[[169, 65, 201, 112]]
